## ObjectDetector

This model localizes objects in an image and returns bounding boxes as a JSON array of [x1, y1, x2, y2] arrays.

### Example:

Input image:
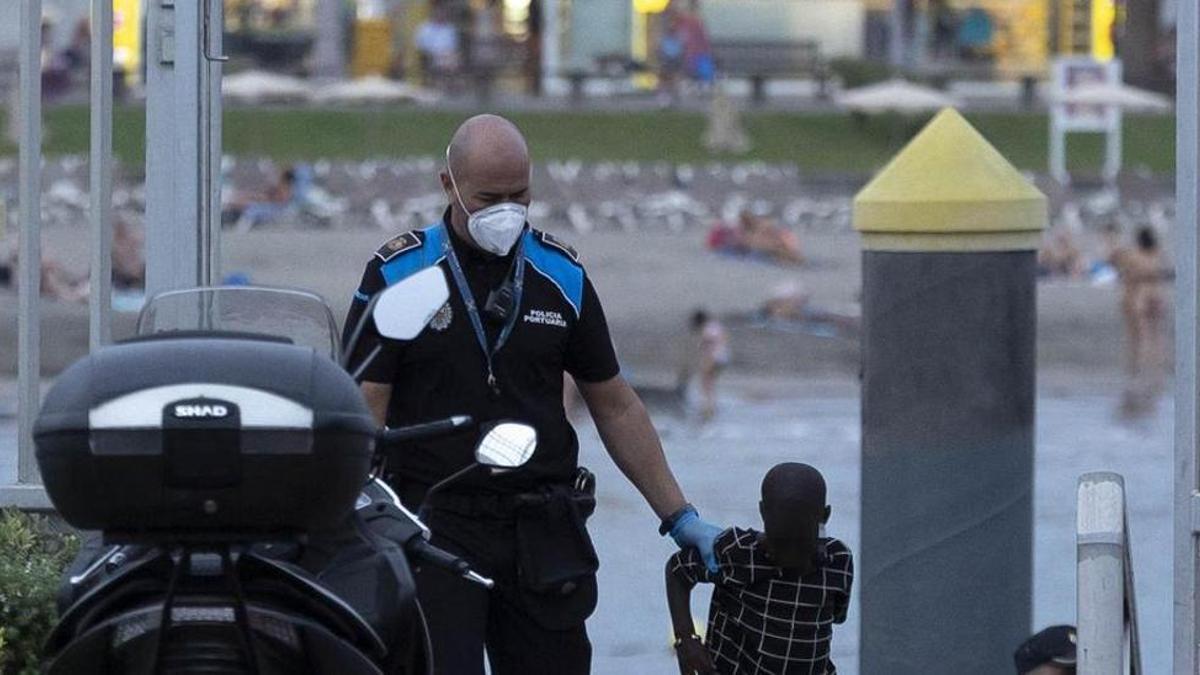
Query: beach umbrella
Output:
[[314, 76, 438, 106], [836, 79, 961, 114], [1051, 82, 1172, 112], [222, 70, 311, 104]]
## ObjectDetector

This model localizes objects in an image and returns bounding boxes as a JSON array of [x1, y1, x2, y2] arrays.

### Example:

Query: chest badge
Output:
[[430, 302, 453, 332], [523, 308, 568, 328]]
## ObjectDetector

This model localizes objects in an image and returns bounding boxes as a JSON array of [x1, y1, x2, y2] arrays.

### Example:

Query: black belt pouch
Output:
[[513, 483, 599, 629]]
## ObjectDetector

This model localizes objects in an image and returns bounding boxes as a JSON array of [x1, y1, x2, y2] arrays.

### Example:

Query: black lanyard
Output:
[[441, 225, 526, 395]]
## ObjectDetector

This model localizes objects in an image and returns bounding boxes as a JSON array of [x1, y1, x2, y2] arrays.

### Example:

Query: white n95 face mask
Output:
[[446, 150, 529, 256], [465, 202, 528, 256]]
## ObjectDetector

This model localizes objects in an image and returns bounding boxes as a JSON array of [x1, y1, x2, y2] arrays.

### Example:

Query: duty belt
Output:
[[413, 468, 597, 519]]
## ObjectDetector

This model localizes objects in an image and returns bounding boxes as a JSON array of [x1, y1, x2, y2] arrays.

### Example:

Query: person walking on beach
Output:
[[689, 310, 729, 422], [1111, 226, 1170, 418]]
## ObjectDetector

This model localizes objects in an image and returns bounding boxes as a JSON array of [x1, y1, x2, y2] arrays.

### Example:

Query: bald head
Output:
[[441, 115, 533, 248], [446, 114, 530, 184]]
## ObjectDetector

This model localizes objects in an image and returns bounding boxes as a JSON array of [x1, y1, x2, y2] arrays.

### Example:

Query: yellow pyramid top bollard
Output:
[[854, 108, 1047, 252]]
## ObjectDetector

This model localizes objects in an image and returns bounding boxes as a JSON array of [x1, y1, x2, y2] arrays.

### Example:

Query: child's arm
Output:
[[666, 553, 716, 675], [829, 543, 854, 625]]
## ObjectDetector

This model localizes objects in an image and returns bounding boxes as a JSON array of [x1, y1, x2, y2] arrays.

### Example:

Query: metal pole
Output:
[[541, 0, 560, 96], [1077, 472, 1126, 674], [1174, 0, 1199, 669], [201, 0, 223, 286], [312, 0, 345, 80], [1123, 506, 1143, 674], [89, 0, 114, 350], [1104, 61, 1126, 184], [17, 0, 42, 485], [889, 0, 906, 70], [144, 0, 207, 297], [1049, 112, 1068, 185]]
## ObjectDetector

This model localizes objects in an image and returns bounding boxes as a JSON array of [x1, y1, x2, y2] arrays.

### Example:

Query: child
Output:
[[665, 463, 853, 674], [689, 309, 730, 422]]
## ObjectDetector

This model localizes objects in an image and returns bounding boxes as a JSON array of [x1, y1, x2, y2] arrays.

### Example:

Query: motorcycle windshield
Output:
[[135, 286, 341, 360]]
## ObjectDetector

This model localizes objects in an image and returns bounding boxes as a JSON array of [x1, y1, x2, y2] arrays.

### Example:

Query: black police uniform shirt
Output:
[[344, 214, 620, 492]]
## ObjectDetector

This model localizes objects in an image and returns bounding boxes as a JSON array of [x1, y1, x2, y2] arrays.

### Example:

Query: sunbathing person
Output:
[[707, 210, 805, 266], [0, 241, 89, 303], [111, 219, 145, 289], [1038, 227, 1085, 279]]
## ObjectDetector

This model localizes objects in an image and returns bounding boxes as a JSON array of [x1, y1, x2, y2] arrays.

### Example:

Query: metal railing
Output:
[[11, 0, 46, 508], [6, 0, 114, 508], [1077, 472, 1142, 674]]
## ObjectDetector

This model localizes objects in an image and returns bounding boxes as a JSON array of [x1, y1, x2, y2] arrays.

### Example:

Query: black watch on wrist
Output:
[[659, 503, 696, 536]]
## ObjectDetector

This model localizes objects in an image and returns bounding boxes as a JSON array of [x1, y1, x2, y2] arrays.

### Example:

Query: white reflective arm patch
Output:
[[88, 384, 314, 429]]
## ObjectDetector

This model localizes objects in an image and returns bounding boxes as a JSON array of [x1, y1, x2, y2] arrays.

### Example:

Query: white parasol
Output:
[[313, 76, 438, 106], [222, 70, 311, 104], [836, 79, 961, 114], [1051, 82, 1172, 112]]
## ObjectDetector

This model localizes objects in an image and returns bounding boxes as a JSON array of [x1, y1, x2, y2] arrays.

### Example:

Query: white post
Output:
[[541, 0, 561, 96], [17, 0, 42, 486], [1104, 117, 1123, 185], [1077, 472, 1126, 674], [889, 0, 906, 70], [144, 0, 222, 297], [1049, 113, 1068, 185], [90, 0, 114, 350], [312, 0, 345, 80], [201, 0, 223, 285], [1175, 0, 1200, 669]]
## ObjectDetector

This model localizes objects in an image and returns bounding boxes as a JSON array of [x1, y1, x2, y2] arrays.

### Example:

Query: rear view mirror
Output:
[[373, 267, 451, 341], [474, 423, 537, 470]]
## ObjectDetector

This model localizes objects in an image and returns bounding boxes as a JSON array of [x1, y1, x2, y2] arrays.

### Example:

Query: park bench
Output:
[[710, 40, 831, 103], [562, 53, 647, 105]]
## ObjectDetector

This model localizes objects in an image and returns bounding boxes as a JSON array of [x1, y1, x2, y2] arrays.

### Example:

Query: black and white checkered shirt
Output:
[[669, 528, 853, 675]]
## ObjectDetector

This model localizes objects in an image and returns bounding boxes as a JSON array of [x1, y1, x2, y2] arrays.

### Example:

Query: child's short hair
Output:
[[761, 462, 826, 510]]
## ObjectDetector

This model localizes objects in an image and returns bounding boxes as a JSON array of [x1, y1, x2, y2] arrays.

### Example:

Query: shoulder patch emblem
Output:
[[429, 302, 453, 331], [538, 231, 580, 264], [375, 231, 423, 262]]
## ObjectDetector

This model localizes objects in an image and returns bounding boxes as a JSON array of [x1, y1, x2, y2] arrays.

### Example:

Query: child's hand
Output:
[[675, 634, 717, 674]]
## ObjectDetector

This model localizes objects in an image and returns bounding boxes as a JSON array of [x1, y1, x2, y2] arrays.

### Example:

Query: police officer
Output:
[[344, 115, 720, 674]]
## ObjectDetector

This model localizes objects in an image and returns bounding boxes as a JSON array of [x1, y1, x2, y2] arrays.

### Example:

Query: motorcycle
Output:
[[34, 267, 532, 674]]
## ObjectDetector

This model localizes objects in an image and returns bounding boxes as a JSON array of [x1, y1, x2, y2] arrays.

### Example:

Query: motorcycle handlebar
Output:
[[379, 416, 474, 445], [406, 538, 494, 589]]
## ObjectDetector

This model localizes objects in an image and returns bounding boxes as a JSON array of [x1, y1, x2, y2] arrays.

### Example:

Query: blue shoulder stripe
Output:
[[524, 230, 583, 317], [379, 224, 447, 287]]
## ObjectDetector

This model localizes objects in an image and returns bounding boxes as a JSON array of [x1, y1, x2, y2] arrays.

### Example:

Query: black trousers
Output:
[[415, 506, 592, 675]]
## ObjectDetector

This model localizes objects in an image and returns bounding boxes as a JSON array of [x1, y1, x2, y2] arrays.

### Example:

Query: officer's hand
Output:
[[669, 509, 724, 574], [675, 635, 716, 675]]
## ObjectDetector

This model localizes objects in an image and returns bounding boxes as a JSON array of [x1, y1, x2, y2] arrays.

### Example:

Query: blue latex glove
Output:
[[669, 507, 724, 574]]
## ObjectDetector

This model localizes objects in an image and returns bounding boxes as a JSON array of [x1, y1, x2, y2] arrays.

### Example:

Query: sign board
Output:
[[1049, 57, 1123, 183]]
